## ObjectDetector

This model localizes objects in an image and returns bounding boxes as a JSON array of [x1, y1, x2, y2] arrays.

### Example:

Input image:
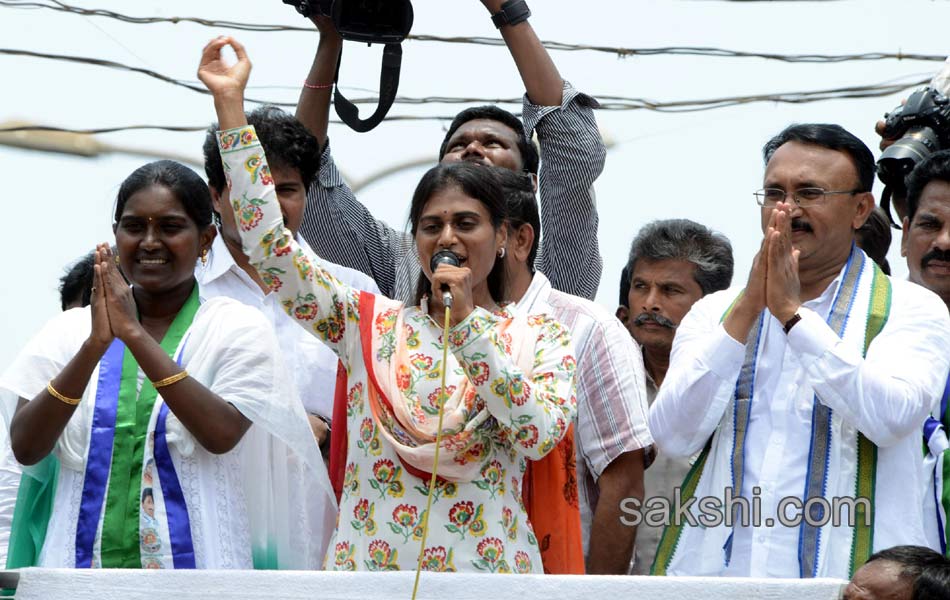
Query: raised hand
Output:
[[311, 14, 340, 39], [197, 36, 252, 99], [765, 204, 802, 324], [99, 246, 141, 342], [89, 243, 115, 349], [722, 209, 775, 343]]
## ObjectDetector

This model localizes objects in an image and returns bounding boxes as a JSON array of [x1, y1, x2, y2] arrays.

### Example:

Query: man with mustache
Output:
[[900, 151, 950, 556], [902, 151, 950, 312], [293, 1, 605, 302], [614, 219, 734, 574], [649, 124, 950, 578]]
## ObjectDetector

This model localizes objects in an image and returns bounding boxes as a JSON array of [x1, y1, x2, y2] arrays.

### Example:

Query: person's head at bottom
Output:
[[410, 162, 508, 322], [844, 545, 947, 600]]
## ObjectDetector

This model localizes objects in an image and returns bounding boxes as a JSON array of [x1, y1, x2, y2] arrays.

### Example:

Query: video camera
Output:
[[877, 59, 950, 227], [282, 0, 414, 132]]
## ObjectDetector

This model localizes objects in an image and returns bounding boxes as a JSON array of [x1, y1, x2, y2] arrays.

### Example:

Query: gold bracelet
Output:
[[151, 370, 189, 389], [47, 381, 81, 406]]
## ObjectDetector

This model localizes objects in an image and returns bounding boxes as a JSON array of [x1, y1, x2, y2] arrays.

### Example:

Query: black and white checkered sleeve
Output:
[[298, 140, 414, 300], [523, 82, 606, 301]]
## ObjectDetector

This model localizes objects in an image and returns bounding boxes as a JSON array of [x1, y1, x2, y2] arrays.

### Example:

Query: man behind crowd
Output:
[[201, 105, 379, 447], [900, 151, 950, 556], [58, 250, 96, 311], [494, 168, 652, 573], [902, 150, 950, 311], [648, 123, 950, 578], [294, 1, 606, 302], [615, 219, 733, 575]]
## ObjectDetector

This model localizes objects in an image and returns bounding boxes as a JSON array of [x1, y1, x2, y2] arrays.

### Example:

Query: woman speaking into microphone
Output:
[[199, 36, 577, 574]]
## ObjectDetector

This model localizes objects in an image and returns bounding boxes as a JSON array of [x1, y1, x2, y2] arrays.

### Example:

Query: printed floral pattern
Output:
[[365, 540, 399, 571], [420, 546, 456, 572], [350, 498, 378, 536], [369, 459, 405, 499], [218, 125, 579, 573]]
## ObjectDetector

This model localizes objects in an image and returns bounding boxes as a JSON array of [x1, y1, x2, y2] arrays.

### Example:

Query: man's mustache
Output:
[[922, 248, 950, 269], [790, 218, 813, 233], [633, 312, 676, 329]]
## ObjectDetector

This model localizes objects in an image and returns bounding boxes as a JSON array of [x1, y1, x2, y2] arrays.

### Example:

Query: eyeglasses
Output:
[[753, 187, 861, 208]]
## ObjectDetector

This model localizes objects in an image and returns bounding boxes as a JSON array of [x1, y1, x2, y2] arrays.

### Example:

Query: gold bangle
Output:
[[151, 370, 189, 389], [47, 381, 81, 406]]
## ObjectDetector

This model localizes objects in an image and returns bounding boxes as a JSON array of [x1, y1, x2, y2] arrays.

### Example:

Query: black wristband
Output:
[[491, 0, 531, 29], [783, 312, 802, 335]]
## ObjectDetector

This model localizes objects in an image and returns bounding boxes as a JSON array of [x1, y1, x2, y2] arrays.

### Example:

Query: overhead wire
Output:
[[0, 0, 945, 64], [0, 48, 930, 118]]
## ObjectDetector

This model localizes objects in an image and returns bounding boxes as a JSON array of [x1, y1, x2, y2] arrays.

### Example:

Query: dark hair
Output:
[[203, 105, 320, 194], [438, 105, 540, 176], [618, 265, 631, 308], [59, 250, 96, 311], [914, 563, 950, 600], [408, 162, 507, 304], [762, 123, 876, 193], [856, 206, 892, 275], [905, 150, 950, 222], [626, 219, 734, 296], [493, 167, 540, 268], [141, 488, 153, 503], [866, 545, 948, 583], [114, 160, 213, 229]]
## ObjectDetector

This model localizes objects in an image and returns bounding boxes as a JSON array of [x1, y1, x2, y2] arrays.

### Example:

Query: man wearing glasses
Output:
[[648, 123, 950, 579]]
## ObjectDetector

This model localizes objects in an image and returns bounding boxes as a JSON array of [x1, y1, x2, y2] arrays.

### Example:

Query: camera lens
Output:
[[877, 126, 941, 185]]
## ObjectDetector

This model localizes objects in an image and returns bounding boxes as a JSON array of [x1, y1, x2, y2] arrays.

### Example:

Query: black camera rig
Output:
[[283, 0, 414, 132]]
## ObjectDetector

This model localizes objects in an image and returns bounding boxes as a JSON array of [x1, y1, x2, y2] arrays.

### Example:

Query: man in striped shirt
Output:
[[294, 1, 606, 302], [497, 167, 653, 573]]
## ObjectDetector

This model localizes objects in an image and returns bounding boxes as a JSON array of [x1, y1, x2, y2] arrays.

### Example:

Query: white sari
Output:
[[0, 296, 335, 569]]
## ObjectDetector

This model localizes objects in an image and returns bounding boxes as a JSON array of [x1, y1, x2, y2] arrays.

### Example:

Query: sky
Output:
[[2, 0, 950, 369]]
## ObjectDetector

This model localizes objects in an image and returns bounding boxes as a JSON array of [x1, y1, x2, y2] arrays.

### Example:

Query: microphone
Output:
[[430, 250, 460, 308]]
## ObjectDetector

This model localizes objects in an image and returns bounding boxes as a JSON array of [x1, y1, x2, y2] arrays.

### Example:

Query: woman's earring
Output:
[[200, 249, 209, 265], [114, 256, 120, 265], [498, 247, 506, 259]]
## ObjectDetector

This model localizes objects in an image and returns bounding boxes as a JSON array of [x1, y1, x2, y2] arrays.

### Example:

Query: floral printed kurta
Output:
[[218, 126, 577, 573]]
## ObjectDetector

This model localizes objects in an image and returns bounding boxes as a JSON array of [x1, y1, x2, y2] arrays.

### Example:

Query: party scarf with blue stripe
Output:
[[652, 246, 890, 578]]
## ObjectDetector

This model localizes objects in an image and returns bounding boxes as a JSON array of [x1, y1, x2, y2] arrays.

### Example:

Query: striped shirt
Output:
[[298, 81, 606, 302], [513, 272, 653, 556]]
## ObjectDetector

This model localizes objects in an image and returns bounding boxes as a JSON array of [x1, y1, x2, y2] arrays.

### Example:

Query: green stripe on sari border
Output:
[[849, 434, 876, 574], [849, 263, 890, 575], [651, 290, 743, 575], [100, 284, 201, 568], [650, 440, 712, 576]]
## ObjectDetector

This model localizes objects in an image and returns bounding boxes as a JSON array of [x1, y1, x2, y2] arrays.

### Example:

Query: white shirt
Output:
[[197, 234, 379, 419], [649, 269, 950, 578], [513, 272, 653, 555]]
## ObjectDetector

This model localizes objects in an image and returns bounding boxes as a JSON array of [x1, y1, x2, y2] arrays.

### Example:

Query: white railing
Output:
[[1, 569, 848, 600]]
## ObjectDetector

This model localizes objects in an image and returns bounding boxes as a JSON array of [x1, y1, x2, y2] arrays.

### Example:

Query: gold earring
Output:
[[114, 256, 120, 265], [200, 249, 209, 265]]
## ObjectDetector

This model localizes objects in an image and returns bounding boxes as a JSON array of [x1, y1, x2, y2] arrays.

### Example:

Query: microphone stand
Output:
[[411, 303, 451, 599]]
